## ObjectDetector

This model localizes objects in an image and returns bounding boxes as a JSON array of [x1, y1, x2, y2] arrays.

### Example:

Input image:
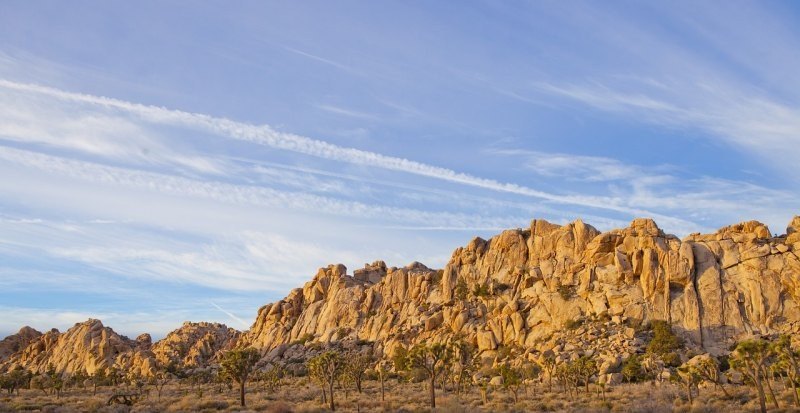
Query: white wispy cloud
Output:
[[281, 46, 356, 73], [0, 87, 225, 175], [0, 145, 529, 229], [317, 104, 379, 120], [489, 148, 646, 182], [0, 79, 703, 231]]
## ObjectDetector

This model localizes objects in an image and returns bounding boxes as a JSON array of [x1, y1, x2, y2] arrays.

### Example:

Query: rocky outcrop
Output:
[[1, 319, 140, 375], [149, 322, 239, 371], [1, 320, 238, 376], [242, 216, 800, 357], [0, 326, 42, 363]]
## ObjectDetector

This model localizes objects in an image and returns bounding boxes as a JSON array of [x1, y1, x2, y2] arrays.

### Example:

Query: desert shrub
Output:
[[472, 283, 490, 298], [197, 400, 228, 410], [392, 345, 410, 372], [647, 321, 682, 353], [292, 333, 314, 346], [492, 282, 511, 292], [335, 327, 349, 339], [455, 278, 468, 300], [646, 320, 682, 367], [557, 284, 575, 300], [564, 318, 584, 330], [621, 355, 647, 383], [264, 401, 293, 413]]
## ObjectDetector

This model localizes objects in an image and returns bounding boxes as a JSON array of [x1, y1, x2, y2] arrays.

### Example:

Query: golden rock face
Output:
[[242, 216, 800, 360]]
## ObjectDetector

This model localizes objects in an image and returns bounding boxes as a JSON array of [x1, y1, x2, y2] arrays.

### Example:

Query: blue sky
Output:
[[1, 1, 799, 338]]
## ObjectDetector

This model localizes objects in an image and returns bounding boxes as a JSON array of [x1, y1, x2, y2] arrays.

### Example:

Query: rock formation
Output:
[[2, 319, 139, 375], [149, 321, 239, 371], [2, 216, 799, 375], [0, 320, 238, 376], [242, 217, 800, 359], [0, 326, 42, 363]]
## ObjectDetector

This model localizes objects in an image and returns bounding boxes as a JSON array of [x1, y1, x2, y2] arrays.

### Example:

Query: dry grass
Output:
[[2, 378, 800, 412]]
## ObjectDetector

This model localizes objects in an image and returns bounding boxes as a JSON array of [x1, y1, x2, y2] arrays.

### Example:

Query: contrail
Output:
[[211, 301, 250, 329], [0, 79, 696, 229]]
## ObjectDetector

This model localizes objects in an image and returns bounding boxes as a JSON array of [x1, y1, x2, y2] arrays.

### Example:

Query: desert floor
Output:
[[2, 377, 800, 412]]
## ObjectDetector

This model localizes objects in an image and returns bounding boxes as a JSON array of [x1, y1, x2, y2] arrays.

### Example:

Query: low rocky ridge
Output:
[[2, 216, 799, 376], [149, 321, 240, 371], [0, 320, 238, 376]]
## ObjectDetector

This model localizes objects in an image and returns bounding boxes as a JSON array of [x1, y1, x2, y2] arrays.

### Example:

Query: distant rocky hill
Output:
[[2, 216, 799, 376], [0, 319, 238, 376], [0, 327, 42, 363], [149, 321, 240, 371]]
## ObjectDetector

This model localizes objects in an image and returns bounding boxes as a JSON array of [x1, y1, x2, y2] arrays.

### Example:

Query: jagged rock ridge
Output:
[[241, 217, 800, 359]]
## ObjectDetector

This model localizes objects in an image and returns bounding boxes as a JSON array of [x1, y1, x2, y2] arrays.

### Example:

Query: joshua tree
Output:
[[407, 342, 453, 408], [477, 376, 491, 405], [151, 371, 172, 400], [89, 368, 108, 395], [555, 362, 574, 397], [345, 352, 373, 393], [731, 339, 772, 413], [498, 363, 523, 403], [537, 351, 557, 393], [0, 367, 29, 396], [307, 350, 346, 411], [257, 365, 284, 393], [375, 360, 391, 402], [219, 348, 261, 407], [573, 355, 597, 393], [30, 375, 48, 395], [674, 363, 702, 404], [693, 355, 730, 398], [451, 340, 479, 395], [771, 335, 800, 407], [520, 361, 541, 396]]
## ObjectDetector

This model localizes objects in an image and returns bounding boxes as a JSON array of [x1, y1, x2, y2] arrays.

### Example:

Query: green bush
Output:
[[455, 278, 468, 300], [646, 321, 682, 353], [557, 284, 575, 300], [291, 333, 314, 345], [621, 354, 647, 382], [564, 318, 584, 330], [493, 282, 511, 292], [472, 283, 490, 298]]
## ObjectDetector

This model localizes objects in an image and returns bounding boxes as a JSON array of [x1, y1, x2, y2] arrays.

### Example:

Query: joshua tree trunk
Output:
[[239, 381, 245, 407], [429, 376, 436, 408], [684, 383, 693, 405], [328, 381, 336, 411], [755, 374, 767, 413], [379, 375, 385, 402], [762, 369, 779, 409]]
